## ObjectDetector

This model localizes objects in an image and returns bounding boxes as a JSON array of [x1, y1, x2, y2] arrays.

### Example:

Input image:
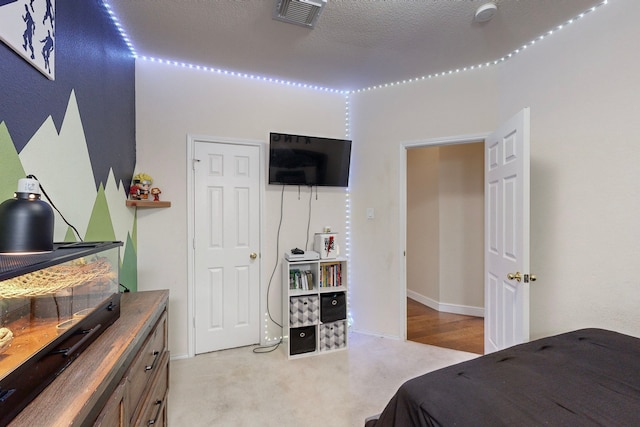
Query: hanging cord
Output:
[[27, 174, 83, 242], [253, 185, 286, 354], [305, 185, 313, 251]]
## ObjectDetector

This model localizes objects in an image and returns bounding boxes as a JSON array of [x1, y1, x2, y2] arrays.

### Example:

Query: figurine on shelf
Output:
[[132, 173, 153, 200], [129, 183, 141, 200], [151, 187, 162, 201]]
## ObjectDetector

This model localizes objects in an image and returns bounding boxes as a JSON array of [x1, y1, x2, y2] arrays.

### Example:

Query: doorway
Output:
[[404, 138, 485, 354]]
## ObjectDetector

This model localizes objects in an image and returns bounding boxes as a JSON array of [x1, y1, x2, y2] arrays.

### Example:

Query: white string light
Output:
[[354, 0, 609, 93], [138, 55, 348, 93], [344, 94, 353, 328], [102, 0, 608, 341], [104, 0, 608, 94], [102, 1, 137, 57]]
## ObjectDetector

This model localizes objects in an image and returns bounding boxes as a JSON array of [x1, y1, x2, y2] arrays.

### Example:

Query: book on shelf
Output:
[[305, 270, 314, 290], [289, 269, 314, 290], [319, 263, 342, 288]]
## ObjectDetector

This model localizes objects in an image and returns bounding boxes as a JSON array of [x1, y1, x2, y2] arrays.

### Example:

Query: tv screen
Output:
[[268, 133, 352, 187]]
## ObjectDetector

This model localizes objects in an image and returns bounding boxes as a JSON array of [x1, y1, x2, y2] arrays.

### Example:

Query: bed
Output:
[[365, 328, 640, 426]]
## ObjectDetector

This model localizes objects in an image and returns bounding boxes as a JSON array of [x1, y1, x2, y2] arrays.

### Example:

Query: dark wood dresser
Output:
[[8, 290, 170, 427]]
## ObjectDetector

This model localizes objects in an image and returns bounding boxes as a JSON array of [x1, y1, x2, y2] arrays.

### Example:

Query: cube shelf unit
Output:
[[283, 256, 348, 359]]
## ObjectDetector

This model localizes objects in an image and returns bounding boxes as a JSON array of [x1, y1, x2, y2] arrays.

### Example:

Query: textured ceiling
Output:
[[107, 0, 604, 91]]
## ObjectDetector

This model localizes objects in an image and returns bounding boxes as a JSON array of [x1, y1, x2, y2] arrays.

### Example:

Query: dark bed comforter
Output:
[[366, 328, 640, 426]]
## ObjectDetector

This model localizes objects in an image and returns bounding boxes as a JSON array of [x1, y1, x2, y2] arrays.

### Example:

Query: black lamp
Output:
[[0, 177, 54, 254]]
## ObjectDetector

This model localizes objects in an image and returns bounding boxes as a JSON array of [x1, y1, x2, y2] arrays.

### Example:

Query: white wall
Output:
[[496, 0, 640, 338], [349, 71, 499, 338], [135, 0, 640, 356], [135, 61, 347, 357], [351, 0, 640, 340]]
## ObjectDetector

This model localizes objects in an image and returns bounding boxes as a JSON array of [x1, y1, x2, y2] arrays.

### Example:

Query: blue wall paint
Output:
[[0, 0, 135, 190]]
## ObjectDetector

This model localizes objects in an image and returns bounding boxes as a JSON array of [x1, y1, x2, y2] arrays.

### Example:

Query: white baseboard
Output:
[[349, 328, 403, 340], [407, 290, 484, 318], [170, 353, 190, 361]]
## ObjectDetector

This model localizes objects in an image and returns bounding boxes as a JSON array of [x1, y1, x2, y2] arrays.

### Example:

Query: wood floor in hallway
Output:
[[407, 298, 484, 354]]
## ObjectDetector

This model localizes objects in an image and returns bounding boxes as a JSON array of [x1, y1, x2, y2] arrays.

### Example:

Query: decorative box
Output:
[[319, 320, 347, 351], [320, 291, 346, 323], [314, 233, 339, 259], [289, 295, 319, 327], [289, 325, 316, 356]]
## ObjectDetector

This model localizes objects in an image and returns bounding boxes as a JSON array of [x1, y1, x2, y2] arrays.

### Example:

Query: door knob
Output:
[[508, 272, 537, 283], [250, 252, 257, 260], [507, 272, 522, 282]]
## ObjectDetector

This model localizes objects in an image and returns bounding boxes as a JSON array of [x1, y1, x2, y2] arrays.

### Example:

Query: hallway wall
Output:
[[407, 143, 484, 314]]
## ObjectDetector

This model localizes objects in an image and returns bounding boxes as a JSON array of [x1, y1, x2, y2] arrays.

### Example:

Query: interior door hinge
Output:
[[192, 158, 200, 170]]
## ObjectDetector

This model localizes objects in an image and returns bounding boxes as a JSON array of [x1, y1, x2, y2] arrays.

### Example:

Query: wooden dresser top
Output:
[[8, 290, 169, 427]]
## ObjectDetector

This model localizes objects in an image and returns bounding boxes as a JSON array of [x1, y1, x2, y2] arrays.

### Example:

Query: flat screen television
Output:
[[268, 132, 352, 187]]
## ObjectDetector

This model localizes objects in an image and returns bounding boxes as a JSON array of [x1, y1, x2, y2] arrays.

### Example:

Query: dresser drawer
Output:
[[93, 381, 125, 427], [132, 351, 169, 427], [126, 310, 167, 423]]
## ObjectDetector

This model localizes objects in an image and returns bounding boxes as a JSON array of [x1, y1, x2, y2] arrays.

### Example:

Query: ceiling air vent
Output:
[[273, 0, 326, 29]]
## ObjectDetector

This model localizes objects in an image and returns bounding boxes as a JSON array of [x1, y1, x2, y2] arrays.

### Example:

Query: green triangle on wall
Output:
[[0, 122, 27, 201], [131, 210, 138, 253], [63, 227, 78, 242], [120, 232, 138, 292], [85, 183, 117, 242]]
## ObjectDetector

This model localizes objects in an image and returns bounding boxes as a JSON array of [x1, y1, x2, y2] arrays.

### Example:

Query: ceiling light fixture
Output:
[[273, 0, 326, 28], [475, 2, 498, 23]]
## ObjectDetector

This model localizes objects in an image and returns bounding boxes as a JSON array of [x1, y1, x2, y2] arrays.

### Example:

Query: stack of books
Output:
[[319, 263, 342, 288], [289, 269, 314, 290]]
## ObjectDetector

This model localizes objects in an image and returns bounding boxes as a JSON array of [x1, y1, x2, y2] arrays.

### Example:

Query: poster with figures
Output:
[[0, 0, 55, 80]]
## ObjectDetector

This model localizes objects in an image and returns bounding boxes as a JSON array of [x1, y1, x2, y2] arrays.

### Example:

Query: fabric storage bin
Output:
[[320, 292, 346, 323], [319, 320, 347, 351], [289, 295, 319, 327], [289, 325, 316, 355]]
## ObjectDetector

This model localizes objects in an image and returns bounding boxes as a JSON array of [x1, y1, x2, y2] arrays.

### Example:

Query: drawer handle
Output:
[[49, 324, 102, 357], [147, 399, 163, 425], [145, 350, 160, 372], [0, 387, 16, 403]]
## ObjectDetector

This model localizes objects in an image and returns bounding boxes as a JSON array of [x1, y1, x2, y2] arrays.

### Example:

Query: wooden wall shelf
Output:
[[126, 200, 171, 208]]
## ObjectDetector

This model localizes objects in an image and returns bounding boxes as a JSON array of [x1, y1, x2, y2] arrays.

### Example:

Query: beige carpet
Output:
[[168, 332, 478, 427]]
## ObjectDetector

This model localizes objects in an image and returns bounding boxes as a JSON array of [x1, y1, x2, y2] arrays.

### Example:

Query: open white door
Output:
[[484, 108, 531, 353]]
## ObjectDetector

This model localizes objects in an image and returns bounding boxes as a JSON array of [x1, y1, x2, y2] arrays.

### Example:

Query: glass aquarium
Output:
[[0, 241, 122, 426]]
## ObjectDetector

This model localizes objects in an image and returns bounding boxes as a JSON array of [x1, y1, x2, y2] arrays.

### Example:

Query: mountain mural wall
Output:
[[0, 0, 137, 290]]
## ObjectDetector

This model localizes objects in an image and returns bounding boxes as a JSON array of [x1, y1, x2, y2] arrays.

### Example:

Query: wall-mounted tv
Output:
[[268, 132, 352, 187]]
